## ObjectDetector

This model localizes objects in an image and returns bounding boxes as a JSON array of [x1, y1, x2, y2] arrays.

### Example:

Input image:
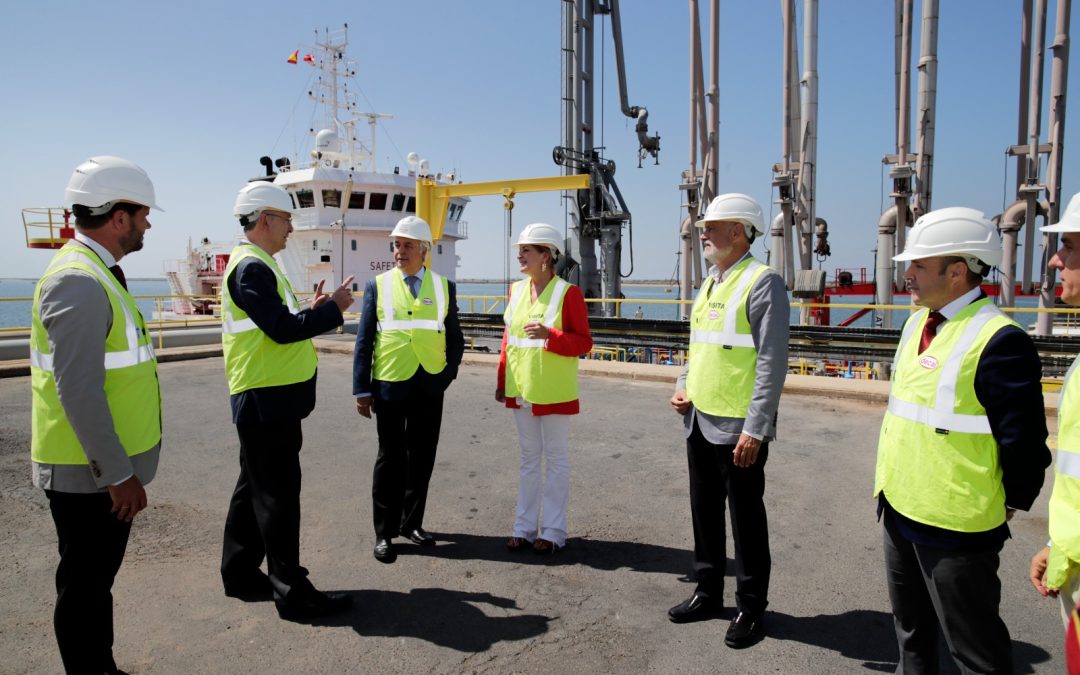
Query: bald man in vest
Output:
[[1031, 193, 1080, 627], [876, 207, 1050, 673], [353, 216, 464, 564], [668, 193, 789, 649], [30, 156, 162, 674]]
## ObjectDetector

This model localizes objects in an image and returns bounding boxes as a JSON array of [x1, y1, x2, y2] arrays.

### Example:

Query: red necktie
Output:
[[919, 311, 945, 354], [109, 265, 128, 290]]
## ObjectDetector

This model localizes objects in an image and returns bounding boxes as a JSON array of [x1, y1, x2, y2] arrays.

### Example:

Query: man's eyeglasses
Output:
[[266, 212, 293, 225]]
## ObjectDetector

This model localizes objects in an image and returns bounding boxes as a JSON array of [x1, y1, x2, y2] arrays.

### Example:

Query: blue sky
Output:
[[2, 1, 1077, 281]]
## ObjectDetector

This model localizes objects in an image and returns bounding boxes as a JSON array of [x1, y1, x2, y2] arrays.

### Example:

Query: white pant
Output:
[[1059, 567, 1080, 627], [512, 409, 571, 547]]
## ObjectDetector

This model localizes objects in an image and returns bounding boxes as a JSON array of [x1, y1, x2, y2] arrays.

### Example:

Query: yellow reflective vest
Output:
[[874, 298, 1015, 532], [221, 244, 317, 395], [373, 268, 449, 382], [503, 277, 579, 405], [686, 258, 770, 417], [1048, 355, 1080, 588], [30, 241, 161, 464]]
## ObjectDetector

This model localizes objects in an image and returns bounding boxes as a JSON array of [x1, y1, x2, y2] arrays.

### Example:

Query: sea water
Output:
[[0, 278, 1043, 330]]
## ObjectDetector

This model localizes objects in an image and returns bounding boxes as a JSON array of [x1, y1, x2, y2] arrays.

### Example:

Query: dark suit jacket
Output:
[[352, 271, 465, 401]]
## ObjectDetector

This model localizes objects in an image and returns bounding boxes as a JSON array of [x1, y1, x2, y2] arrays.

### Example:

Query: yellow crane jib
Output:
[[415, 174, 591, 243]]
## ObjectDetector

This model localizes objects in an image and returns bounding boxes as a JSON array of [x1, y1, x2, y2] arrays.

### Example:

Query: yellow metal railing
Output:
[[22, 207, 75, 248]]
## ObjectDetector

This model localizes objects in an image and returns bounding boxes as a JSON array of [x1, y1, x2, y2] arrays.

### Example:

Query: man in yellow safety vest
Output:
[[353, 215, 464, 564], [219, 181, 355, 621], [1030, 192, 1080, 629], [668, 193, 789, 649], [876, 206, 1050, 673], [30, 156, 162, 673]]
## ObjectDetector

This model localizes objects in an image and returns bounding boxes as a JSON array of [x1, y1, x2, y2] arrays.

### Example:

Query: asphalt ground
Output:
[[0, 353, 1065, 674]]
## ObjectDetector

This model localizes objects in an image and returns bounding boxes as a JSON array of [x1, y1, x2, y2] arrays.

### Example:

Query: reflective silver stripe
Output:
[[380, 272, 396, 323], [888, 303, 1002, 434], [29, 349, 51, 371], [894, 309, 925, 369], [430, 271, 447, 330], [104, 344, 155, 369], [507, 336, 547, 349], [886, 396, 992, 434], [689, 329, 756, 348], [377, 270, 447, 332], [30, 343, 155, 373], [1057, 450, 1080, 480], [720, 262, 762, 342], [379, 319, 443, 331], [504, 280, 526, 326], [542, 279, 569, 327], [221, 316, 257, 335]]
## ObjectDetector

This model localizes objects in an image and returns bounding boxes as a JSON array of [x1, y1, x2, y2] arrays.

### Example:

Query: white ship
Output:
[[163, 24, 469, 313]]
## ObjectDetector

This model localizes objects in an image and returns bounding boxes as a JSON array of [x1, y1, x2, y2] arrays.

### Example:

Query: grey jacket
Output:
[[675, 253, 789, 444]]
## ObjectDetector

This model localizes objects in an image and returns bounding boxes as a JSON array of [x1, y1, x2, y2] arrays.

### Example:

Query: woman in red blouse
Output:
[[496, 223, 593, 553]]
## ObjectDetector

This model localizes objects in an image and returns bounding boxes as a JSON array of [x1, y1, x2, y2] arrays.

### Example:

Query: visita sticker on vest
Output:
[[708, 309, 721, 320], [422, 298, 432, 305], [918, 355, 939, 369]]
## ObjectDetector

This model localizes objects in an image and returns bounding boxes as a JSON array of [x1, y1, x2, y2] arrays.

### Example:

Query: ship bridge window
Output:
[[295, 189, 315, 208], [322, 189, 341, 208], [369, 192, 388, 210], [351, 239, 357, 251], [448, 204, 459, 220], [406, 196, 416, 213], [349, 192, 366, 209], [391, 193, 406, 211]]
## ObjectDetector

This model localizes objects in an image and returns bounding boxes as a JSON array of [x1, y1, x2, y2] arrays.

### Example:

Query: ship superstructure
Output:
[[164, 24, 468, 308]]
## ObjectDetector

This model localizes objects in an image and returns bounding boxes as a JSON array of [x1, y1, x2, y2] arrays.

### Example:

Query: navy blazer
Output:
[[352, 273, 465, 401]]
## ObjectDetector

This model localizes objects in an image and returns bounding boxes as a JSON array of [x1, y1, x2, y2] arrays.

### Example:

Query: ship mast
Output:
[[306, 25, 393, 173]]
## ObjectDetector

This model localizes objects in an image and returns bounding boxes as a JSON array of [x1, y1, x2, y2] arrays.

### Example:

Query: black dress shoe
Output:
[[405, 528, 436, 546], [668, 592, 720, 623], [725, 611, 765, 648], [275, 589, 352, 621], [373, 538, 397, 563], [223, 571, 274, 601]]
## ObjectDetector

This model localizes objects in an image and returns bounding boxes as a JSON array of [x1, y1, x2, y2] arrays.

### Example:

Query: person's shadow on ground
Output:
[[768, 609, 1051, 673], [392, 531, 722, 577], [295, 587, 551, 652]]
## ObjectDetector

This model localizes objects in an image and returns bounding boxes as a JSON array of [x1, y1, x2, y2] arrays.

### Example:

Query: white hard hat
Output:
[[233, 182, 293, 219], [1042, 192, 1080, 233], [893, 206, 1002, 269], [64, 156, 162, 212], [696, 193, 765, 237], [390, 215, 432, 243], [515, 222, 563, 255]]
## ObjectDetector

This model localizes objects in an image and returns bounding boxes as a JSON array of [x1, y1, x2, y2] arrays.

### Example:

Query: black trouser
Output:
[[47, 489, 131, 675], [372, 393, 444, 539], [686, 420, 771, 616], [883, 513, 1012, 674], [221, 419, 311, 596]]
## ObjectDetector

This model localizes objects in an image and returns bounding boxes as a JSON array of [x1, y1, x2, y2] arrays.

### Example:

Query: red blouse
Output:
[[496, 282, 593, 416]]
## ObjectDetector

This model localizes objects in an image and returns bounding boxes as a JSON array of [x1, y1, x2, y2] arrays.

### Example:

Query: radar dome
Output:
[[315, 129, 340, 154]]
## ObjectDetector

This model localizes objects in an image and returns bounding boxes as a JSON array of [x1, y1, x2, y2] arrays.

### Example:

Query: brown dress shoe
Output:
[[533, 538, 562, 554], [506, 537, 530, 551]]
